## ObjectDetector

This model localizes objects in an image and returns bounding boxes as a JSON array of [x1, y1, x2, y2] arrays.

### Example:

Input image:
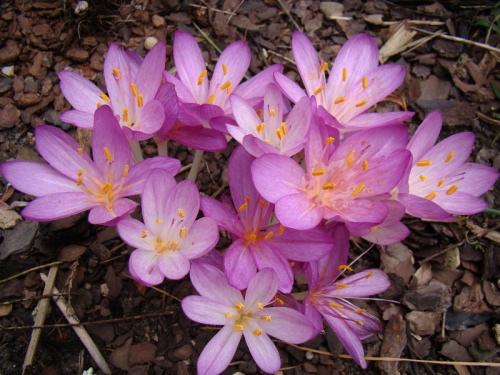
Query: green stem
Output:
[[187, 149, 204, 183], [484, 208, 500, 215], [129, 141, 144, 162]]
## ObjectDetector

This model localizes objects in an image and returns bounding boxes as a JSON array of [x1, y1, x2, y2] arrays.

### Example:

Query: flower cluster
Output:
[[1, 30, 498, 375]]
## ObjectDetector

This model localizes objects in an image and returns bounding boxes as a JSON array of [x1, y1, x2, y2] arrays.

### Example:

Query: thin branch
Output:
[[0, 261, 63, 285], [276, 0, 303, 32]]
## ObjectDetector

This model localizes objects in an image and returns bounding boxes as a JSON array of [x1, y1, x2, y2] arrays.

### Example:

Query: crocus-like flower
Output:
[[182, 263, 315, 375], [303, 223, 391, 368], [0, 106, 180, 225], [161, 30, 283, 150], [58, 41, 168, 140], [274, 31, 413, 131], [251, 124, 411, 230], [396, 111, 499, 219], [201, 146, 334, 292], [116, 171, 218, 285], [227, 83, 312, 157]]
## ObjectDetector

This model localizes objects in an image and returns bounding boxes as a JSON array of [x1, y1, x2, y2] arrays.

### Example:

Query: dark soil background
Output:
[[0, 1, 499, 374]]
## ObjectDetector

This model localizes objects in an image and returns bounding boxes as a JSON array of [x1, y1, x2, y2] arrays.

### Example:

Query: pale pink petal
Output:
[[252, 243, 294, 293], [157, 251, 190, 280], [445, 163, 499, 196], [398, 193, 454, 220], [180, 217, 219, 259], [241, 134, 279, 158], [116, 218, 156, 250], [200, 196, 246, 236], [21, 192, 97, 222], [274, 72, 308, 103], [197, 325, 242, 375], [122, 100, 165, 141], [190, 263, 243, 306], [103, 43, 135, 107], [363, 221, 410, 245], [233, 64, 284, 106], [224, 239, 257, 291], [330, 269, 391, 298], [128, 249, 163, 287], [407, 111, 442, 161], [244, 267, 279, 307], [243, 324, 281, 374], [229, 94, 262, 137], [324, 199, 388, 226], [346, 111, 414, 129], [258, 306, 314, 343], [275, 193, 324, 230], [135, 40, 165, 102], [162, 70, 196, 104], [432, 191, 488, 215], [58, 70, 104, 113], [181, 295, 233, 325], [60, 110, 94, 129], [88, 198, 137, 225], [141, 171, 176, 229]]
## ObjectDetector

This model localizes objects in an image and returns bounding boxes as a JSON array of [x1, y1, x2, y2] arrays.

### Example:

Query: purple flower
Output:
[[303, 224, 390, 368], [0, 106, 180, 225], [201, 146, 334, 292], [251, 124, 411, 230], [162, 30, 283, 151], [182, 263, 315, 375], [227, 83, 312, 157], [396, 111, 499, 219], [116, 170, 219, 286], [275, 31, 413, 131], [58, 41, 169, 140]]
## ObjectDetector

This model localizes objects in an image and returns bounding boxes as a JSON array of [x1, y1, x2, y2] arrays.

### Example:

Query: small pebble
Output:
[[1, 66, 14, 76], [144, 36, 159, 50]]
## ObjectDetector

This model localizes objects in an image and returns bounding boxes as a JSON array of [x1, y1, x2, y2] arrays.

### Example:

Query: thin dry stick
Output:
[[39, 273, 111, 375], [277, 0, 303, 32], [22, 265, 58, 373], [412, 27, 500, 54], [187, 3, 236, 16], [226, 0, 244, 24], [267, 50, 296, 65], [0, 261, 63, 285]]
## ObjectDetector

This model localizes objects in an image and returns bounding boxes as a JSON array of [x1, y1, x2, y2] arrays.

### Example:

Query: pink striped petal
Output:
[[135, 40, 165, 102], [157, 251, 190, 279], [181, 296, 232, 325], [224, 239, 257, 290], [197, 325, 242, 375], [58, 70, 104, 113], [87, 198, 137, 225], [258, 306, 314, 343], [128, 249, 163, 287], [21, 192, 97, 222], [180, 217, 219, 259], [60, 110, 94, 129], [243, 327, 280, 374]]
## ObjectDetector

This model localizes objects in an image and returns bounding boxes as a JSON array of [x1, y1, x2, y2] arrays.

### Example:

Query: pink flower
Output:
[[58, 41, 170, 140], [303, 224, 390, 368], [275, 31, 413, 132], [396, 111, 499, 219], [182, 263, 315, 375], [0, 106, 180, 225], [116, 171, 219, 285], [201, 146, 333, 292]]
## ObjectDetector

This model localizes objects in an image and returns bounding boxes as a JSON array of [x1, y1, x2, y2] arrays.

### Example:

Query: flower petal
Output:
[[180, 217, 219, 259], [157, 251, 190, 280], [258, 306, 314, 343], [407, 111, 442, 161], [433, 191, 488, 215], [275, 193, 324, 230], [21, 192, 97, 222], [122, 100, 165, 141], [189, 263, 243, 305], [243, 324, 281, 374], [181, 295, 233, 325], [58, 70, 104, 113], [200, 196, 246, 236], [233, 64, 284, 107], [224, 239, 257, 291], [397, 193, 454, 220], [346, 111, 414, 130], [116, 218, 156, 250], [135, 40, 165, 102], [244, 268, 278, 307], [128, 249, 164, 287], [141, 169, 177, 229], [251, 242, 294, 293], [274, 72, 307, 104], [87, 197, 137, 225], [168, 123, 228, 151], [60, 110, 94, 129], [197, 325, 242, 375]]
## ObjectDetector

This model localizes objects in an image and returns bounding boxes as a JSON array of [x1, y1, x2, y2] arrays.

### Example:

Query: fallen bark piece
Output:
[[439, 340, 473, 362], [379, 313, 407, 375]]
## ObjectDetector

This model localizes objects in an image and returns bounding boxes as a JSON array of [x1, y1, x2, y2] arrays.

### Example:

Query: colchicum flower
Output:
[[396, 111, 499, 219], [58, 41, 169, 140], [182, 263, 315, 375], [251, 124, 411, 230], [303, 223, 391, 368], [0, 106, 180, 225], [275, 31, 413, 131], [201, 146, 334, 292], [117, 170, 219, 285], [227, 83, 312, 157]]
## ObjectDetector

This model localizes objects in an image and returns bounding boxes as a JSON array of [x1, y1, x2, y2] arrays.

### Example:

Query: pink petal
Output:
[[60, 110, 94, 129], [58, 70, 104, 113], [162, 70, 196, 104], [168, 123, 227, 151], [243, 327, 281, 374], [135, 40, 165, 102], [398, 193, 454, 220], [274, 72, 307, 103], [233, 64, 284, 107], [21, 192, 97, 222], [157, 251, 190, 280], [180, 217, 219, 259], [445, 163, 499, 196], [224, 239, 257, 290], [197, 325, 242, 375], [241, 134, 279, 158], [116, 218, 156, 250], [244, 267, 279, 307], [331, 269, 391, 297], [87, 198, 137, 225], [346, 111, 414, 130], [363, 221, 410, 245], [432, 191, 488, 215], [103, 43, 135, 106], [251, 243, 294, 293], [141, 171, 176, 229], [200, 196, 246, 236], [122, 100, 165, 141], [407, 111, 442, 161], [229, 94, 262, 137], [128, 249, 164, 287], [258, 306, 314, 343], [181, 295, 232, 325], [275, 193, 324, 230]]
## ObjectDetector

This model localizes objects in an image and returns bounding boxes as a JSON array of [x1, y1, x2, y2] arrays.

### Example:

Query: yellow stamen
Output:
[[197, 70, 207, 85], [328, 302, 344, 308], [100, 93, 110, 102], [417, 159, 432, 167], [355, 320, 364, 326], [156, 219, 164, 223], [275, 297, 284, 305], [280, 122, 286, 135], [355, 99, 367, 107], [279, 225, 285, 234], [290, 262, 295, 267], [246, 196, 251, 203], [262, 315, 272, 321], [222, 63, 227, 75], [76, 176, 83, 186], [437, 178, 445, 187], [259, 200, 266, 207], [102, 183, 112, 194], [276, 128, 284, 140], [256, 122, 265, 134], [103, 147, 113, 161], [122, 108, 129, 123], [366, 271, 374, 279], [338, 265, 353, 271], [320, 62, 328, 72], [256, 109, 263, 117], [137, 94, 144, 108], [249, 234, 257, 241], [178, 208, 185, 218], [235, 301, 244, 309], [336, 284, 347, 289], [156, 244, 165, 253], [234, 324, 244, 332], [207, 93, 215, 104], [354, 309, 367, 314], [238, 202, 248, 212], [141, 230, 148, 238], [345, 150, 356, 167], [445, 151, 454, 163], [419, 175, 428, 183], [322, 183, 336, 190], [269, 109, 276, 117], [169, 241, 179, 251], [446, 185, 458, 195], [362, 75, 367, 89], [334, 97, 345, 104], [112, 68, 120, 77], [122, 165, 129, 178], [352, 184, 366, 197], [220, 81, 231, 94], [77, 148, 83, 155], [97, 103, 102, 108], [312, 168, 325, 176], [342, 67, 347, 82], [362, 160, 368, 171], [325, 137, 335, 145], [225, 312, 232, 318], [179, 227, 188, 239], [424, 191, 437, 201], [371, 226, 378, 231], [314, 86, 323, 95], [77, 169, 84, 177], [253, 329, 263, 336], [264, 139, 271, 144], [130, 82, 139, 97], [264, 232, 274, 240], [161, 78, 165, 84], [257, 302, 264, 309]]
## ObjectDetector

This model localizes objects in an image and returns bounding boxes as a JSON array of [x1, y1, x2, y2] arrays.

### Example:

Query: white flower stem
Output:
[[156, 139, 168, 156], [129, 140, 144, 162], [187, 149, 204, 182]]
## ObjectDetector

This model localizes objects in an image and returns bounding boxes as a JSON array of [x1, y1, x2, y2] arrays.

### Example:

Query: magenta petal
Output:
[[243, 328, 280, 374], [398, 193, 453, 220], [181, 296, 231, 325], [87, 198, 137, 225], [260, 306, 314, 343], [274, 72, 308, 104], [135, 40, 165, 102], [224, 239, 257, 290], [275, 193, 323, 230], [21, 192, 97, 222], [346, 111, 414, 129], [433, 192, 488, 215], [251, 243, 294, 293], [122, 100, 165, 141], [189, 263, 243, 305], [162, 70, 196, 104], [303, 300, 324, 335], [168, 124, 227, 151], [60, 110, 94, 129], [58, 70, 104, 113], [116, 218, 155, 250], [200, 196, 246, 236], [128, 249, 164, 287], [197, 325, 242, 375], [157, 251, 190, 279], [0, 161, 78, 196], [407, 111, 442, 161], [181, 217, 219, 259], [233, 64, 284, 107]]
